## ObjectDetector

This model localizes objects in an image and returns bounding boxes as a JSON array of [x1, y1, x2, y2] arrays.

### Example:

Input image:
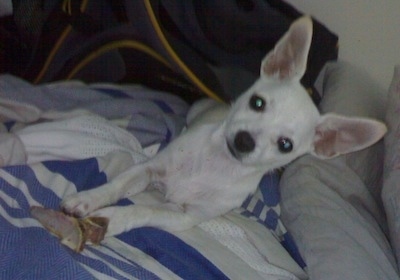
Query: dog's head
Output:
[[223, 16, 386, 169]]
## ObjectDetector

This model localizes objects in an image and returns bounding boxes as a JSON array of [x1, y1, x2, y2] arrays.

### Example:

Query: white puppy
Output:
[[61, 17, 386, 238]]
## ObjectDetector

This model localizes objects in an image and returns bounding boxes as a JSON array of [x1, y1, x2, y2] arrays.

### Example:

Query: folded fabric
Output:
[[16, 114, 148, 164], [0, 74, 189, 148]]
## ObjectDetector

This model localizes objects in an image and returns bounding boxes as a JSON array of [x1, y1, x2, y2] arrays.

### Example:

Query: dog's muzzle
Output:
[[227, 131, 255, 160]]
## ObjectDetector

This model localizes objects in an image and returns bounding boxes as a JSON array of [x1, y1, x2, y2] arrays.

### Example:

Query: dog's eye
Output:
[[277, 137, 293, 153], [249, 95, 266, 112]]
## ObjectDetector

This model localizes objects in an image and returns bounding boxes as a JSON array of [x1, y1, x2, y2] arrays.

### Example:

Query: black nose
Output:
[[234, 131, 255, 153]]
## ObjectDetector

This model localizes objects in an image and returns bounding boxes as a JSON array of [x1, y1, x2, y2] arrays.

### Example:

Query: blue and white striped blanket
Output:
[[0, 75, 306, 280], [1, 155, 229, 279], [0, 155, 304, 279]]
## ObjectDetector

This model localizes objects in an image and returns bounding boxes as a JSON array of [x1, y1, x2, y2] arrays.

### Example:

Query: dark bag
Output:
[[7, 0, 338, 103]]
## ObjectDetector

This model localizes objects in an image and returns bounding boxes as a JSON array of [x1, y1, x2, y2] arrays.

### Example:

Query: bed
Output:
[[1, 62, 400, 280], [1, 1, 400, 279], [0, 75, 306, 279]]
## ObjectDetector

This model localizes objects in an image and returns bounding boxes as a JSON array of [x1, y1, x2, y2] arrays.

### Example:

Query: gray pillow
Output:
[[280, 62, 398, 280], [317, 61, 386, 202]]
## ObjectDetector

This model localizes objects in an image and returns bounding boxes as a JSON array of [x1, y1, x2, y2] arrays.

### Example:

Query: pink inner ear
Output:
[[313, 116, 386, 158], [313, 129, 338, 158], [263, 52, 294, 79], [314, 123, 366, 158]]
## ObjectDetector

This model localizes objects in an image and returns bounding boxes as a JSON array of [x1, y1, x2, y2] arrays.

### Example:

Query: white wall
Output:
[[285, 0, 400, 89]]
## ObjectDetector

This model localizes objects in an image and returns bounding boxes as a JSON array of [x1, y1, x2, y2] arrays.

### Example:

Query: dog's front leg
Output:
[[61, 163, 154, 217], [89, 203, 207, 237]]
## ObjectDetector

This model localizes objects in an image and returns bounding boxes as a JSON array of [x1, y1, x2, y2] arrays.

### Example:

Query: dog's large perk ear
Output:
[[261, 16, 313, 81], [312, 113, 387, 159]]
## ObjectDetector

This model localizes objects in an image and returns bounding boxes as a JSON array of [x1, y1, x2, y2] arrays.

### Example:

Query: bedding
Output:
[[0, 75, 306, 280], [1, 63, 400, 279]]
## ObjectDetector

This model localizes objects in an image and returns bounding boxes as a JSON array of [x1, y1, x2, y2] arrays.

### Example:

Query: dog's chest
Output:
[[163, 157, 246, 205], [151, 128, 257, 204], [166, 150, 232, 182]]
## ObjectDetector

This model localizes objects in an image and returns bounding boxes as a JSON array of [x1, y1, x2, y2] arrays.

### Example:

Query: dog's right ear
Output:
[[311, 113, 387, 159], [260, 16, 313, 82]]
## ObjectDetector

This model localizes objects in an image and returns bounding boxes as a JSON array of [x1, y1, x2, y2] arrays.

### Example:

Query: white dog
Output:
[[61, 17, 386, 238]]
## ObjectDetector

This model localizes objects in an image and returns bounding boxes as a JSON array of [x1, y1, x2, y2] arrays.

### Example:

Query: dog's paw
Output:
[[90, 206, 132, 237], [61, 192, 99, 217]]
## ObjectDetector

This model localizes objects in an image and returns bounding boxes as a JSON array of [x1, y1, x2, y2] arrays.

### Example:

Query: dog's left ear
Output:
[[311, 113, 387, 159], [261, 16, 313, 81]]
